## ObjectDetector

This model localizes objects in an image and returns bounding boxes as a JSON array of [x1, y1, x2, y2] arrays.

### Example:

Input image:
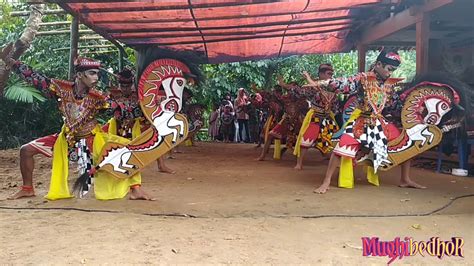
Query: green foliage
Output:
[[0, 2, 123, 148], [4, 76, 46, 103], [0, 97, 62, 149], [196, 51, 359, 108]]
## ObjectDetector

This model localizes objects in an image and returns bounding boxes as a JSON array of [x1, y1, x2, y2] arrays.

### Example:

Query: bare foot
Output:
[[313, 182, 330, 194], [159, 166, 176, 174], [255, 154, 265, 161], [7, 189, 35, 200], [399, 181, 427, 189], [129, 186, 155, 200], [294, 164, 302, 170]]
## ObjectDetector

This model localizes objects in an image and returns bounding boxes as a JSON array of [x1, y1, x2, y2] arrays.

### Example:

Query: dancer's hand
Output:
[[302, 71, 310, 79], [0, 43, 15, 67]]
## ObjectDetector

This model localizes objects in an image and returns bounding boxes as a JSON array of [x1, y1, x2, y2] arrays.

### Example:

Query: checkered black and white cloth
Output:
[[76, 139, 93, 197], [359, 119, 388, 172]]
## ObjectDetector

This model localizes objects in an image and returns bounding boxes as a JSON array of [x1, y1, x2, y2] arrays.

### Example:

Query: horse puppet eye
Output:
[[176, 79, 184, 86]]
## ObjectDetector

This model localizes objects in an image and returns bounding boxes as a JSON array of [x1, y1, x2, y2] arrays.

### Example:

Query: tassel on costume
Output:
[[72, 167, 96, 195]]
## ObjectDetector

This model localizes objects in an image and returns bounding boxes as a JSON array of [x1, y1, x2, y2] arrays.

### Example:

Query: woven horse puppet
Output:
[[357, 76, 465, 171], [82, 59, 192, 180]]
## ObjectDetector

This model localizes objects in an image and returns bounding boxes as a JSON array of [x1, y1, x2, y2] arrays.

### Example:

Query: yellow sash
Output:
[[107, 117, 117, 135], [293, 109, 315, 157], [263, 114, 274, 143], [45, 125, 141, 200], [45, 125, 73, 200]]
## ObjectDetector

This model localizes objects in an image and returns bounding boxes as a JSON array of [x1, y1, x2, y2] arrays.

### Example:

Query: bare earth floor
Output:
[[0, 142, 473, 264]]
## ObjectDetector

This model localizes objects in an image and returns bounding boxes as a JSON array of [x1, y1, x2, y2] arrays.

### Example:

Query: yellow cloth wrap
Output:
[[293, 109, 315, 157], [263, 114, 274, 143], [91, 126, 141, 200], [336, 109, 362, 189], [273, 139, 281, 160], [185, 139, 193, 146], [338, 156, 354, 188], [337, 108, 379, 189], [107, 118, 117, 135], [366, 166, 379, 186], [45, 126, 73, 200], [132, 118, 142, 139]]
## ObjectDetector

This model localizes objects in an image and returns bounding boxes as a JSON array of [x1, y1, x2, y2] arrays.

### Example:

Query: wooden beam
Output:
[[124, 26, 351, 46], [359, 0, 453, 45], [357, 44, 367, 72], [109, 21, 352, 39], [416, 12, 430, 74], [103, 15, 352, 34], [370, 41, 416, 47], [52, 0, 276, 7], [55, 1, 381, 13], [68, 16, 79, 79]]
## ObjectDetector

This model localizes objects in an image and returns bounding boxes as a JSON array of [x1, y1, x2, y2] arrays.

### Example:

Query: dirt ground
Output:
[[0, 142, 473, 264]]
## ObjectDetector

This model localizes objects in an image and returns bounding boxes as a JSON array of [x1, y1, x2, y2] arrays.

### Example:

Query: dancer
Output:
[[0, 43, 152, 200], [313, 50, 426, 194]]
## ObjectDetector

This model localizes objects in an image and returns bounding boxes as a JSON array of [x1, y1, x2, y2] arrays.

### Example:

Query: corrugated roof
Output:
[[55, 0, 389, 63]]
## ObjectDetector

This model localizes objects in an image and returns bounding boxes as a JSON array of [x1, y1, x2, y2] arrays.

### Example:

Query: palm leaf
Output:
[[4, 80, 46, 103]]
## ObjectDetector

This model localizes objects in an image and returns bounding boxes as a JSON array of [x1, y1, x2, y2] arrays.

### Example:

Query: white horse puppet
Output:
[[79, 59, 193, 183]]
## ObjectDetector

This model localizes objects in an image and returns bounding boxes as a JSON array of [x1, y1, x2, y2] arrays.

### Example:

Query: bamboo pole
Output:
[[54, 45, 115, 52], [79, 35, 106, 40], [39, 21, 71, 26], [11, 9, 65, 17], [37, 29, 94, 36], [81, 50, 118, 55]]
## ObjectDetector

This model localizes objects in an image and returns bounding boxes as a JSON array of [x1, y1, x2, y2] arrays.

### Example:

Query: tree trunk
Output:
[[0, 3, 44, 96]]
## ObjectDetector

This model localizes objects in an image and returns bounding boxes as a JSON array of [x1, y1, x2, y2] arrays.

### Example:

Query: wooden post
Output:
[[68, 16, 79, 80], [428, 39, 444, 71], [416, 12, 430, 75], [357, 44, 367, 72], [118, 47, 124, 71]]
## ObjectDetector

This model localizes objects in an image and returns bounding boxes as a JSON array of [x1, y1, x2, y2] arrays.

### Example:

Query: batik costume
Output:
[[328, 72, 403, 188], [269, 85, 308, 151], [107, 89, 143, 139], [12, 59, 141, 200], [294, 83, 340, 158], [105, 70, 143, 140]]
